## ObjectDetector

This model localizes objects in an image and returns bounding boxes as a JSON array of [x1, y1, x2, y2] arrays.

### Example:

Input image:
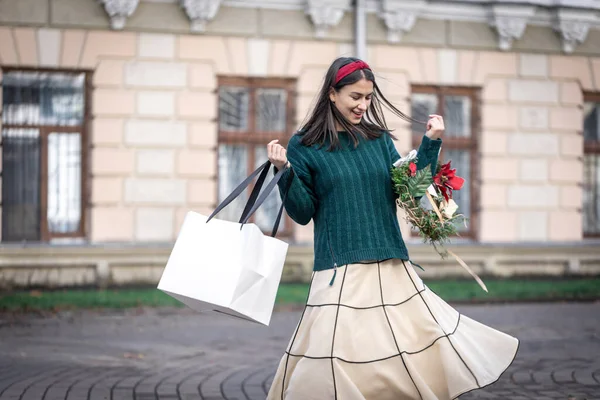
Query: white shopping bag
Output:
[[158, 161, 293, 326]]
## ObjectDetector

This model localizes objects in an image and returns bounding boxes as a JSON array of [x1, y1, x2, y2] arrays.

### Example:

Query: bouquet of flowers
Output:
[[391, 151, 487, 292]]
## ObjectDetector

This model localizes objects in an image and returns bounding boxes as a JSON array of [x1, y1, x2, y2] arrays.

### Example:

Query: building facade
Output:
[[0, 0, 599, 287]]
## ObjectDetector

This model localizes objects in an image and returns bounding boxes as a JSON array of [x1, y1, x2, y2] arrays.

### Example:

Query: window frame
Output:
[[410, 85, 481, 240], [216, 76, 296, 238], [0, 67, 92, 242], [583, 92, 600, 238]]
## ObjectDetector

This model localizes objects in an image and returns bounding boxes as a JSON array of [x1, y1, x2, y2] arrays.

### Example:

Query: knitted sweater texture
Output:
[[277, 131, 442, 271]]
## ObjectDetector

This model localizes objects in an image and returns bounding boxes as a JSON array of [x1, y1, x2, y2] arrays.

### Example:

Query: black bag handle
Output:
[[241, 166, 294, 237], [207, 161, 294, 237], [207, 160, 271, 224], [271, 167, 294, 237], [238, 160, 271, 224]]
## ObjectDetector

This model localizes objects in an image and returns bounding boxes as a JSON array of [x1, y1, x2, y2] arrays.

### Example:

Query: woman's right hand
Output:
[[267, 139, 289, 170]]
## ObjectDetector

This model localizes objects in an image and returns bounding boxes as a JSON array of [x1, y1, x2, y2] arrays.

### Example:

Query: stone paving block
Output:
[[0, 389, 23, 397], [42, 387, 68, 398], [574, 369, 600, 386], [512, 369, 535, 384], [181, 394, 202, 400], [243, 385, 267, 399], [156, 367, 204, 393], [112, 388, 133, 398], [199, 368, 241, 398], [521, 384, 556, 391], [89, 387, 111, 400], [178, 381, 204, 396], [566, 393, 593, 400], [263, 376, 274, 391], [136, 394, 156, 400], [66, 389, 92, 399], [20, 393, 45, 400], [552, 368, 576, 383], [115, 376, 142, 388], [222, 368, 252, 399], [462, 390, 499, 398], [532, 370, 556, 385], [21, 387, 47, 396], [156, 383, 177, 395], [488, 389, 520, 397], [538, 390, 569, 397], [135, 384, 157, 395]]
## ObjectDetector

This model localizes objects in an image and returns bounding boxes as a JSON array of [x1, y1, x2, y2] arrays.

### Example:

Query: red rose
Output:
[[408, 162, 417, 177], [433, 161, 465, 201]]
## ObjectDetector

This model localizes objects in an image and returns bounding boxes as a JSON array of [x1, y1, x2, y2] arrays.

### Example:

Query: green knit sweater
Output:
[[277, 131, 442, 271]]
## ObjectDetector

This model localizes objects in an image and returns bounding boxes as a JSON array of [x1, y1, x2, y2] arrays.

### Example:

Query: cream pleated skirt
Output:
[[267, 258, 519, 400]]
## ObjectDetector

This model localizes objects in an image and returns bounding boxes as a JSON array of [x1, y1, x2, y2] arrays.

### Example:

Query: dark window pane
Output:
[[411, 93, 437, 134], [445, 149, 470, 232], [219, 87, 249, 132], [583, 154, 600, 234], [1, 129, 41, 241], [584, 102, 600, 143], [444, 95, 471, 138], [253, 146, 284, 232], [256, 89, 287, 132], [2, 71, 85, 126], [47, 132, 82, 234], [217, 145, 248, 223]]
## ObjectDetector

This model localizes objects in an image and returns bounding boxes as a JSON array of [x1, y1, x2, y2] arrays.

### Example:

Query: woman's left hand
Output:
[[426, 114, 444, 140]]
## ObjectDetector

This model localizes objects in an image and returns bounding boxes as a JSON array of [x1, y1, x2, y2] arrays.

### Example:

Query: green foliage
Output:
[[391, 160, 466, 256], [407, 165, 433, 198]]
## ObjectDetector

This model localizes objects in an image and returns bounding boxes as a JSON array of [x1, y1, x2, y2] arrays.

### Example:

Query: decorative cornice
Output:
[[98, 0, 140, 30], [554, 8, 594, 53], [124, 0, 600, 53], [305, 0, 351, 39], [378, 0, 426, 43], [180, 0, 222, 33], [489, 5, 536, 51]]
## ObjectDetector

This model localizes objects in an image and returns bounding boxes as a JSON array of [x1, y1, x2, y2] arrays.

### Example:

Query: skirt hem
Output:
[[451, 338, 520, 400]]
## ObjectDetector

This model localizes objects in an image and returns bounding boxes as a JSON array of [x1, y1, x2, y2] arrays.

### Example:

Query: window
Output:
[[411, 86, 479, 238], [1, 70, 89, 242], [583, 93, 600, 236], [217, 77, 295, 236]]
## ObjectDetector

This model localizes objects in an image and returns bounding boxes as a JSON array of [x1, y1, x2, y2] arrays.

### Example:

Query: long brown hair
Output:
[[299, 57, 417, 150]]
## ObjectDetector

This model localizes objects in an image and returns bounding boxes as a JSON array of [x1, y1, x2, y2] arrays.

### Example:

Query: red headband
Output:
[[334, 60, 371, 84]]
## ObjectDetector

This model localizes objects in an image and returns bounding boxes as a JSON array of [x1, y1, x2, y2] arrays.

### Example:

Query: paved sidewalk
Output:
[[0, 302, 598, 400]]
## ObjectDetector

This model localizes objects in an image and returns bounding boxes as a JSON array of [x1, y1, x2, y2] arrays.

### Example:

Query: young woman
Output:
[[266, 57, 519, 400]]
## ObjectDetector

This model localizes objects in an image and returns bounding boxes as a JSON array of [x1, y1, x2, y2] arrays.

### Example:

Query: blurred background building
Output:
[[0, 0, 599, 288]]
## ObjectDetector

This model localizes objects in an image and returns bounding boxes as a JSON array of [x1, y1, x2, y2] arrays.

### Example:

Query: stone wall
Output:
[[0, 243, 598, 289]]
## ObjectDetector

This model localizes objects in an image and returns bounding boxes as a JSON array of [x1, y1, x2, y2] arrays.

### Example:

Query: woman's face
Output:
[[329, 78, 373, 126]]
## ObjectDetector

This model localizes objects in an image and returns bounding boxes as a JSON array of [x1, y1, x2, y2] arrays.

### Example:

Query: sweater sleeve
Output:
[[416, 135, 442, 175], [275, 136, 318, 226]]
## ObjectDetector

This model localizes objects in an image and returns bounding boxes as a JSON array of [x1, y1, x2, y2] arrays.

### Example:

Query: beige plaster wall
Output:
[[1, 26, 599, 244]]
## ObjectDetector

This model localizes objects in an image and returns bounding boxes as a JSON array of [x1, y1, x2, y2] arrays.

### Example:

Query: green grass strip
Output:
[[425, 278, 600, 302], [0, 278, 598, 312]]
